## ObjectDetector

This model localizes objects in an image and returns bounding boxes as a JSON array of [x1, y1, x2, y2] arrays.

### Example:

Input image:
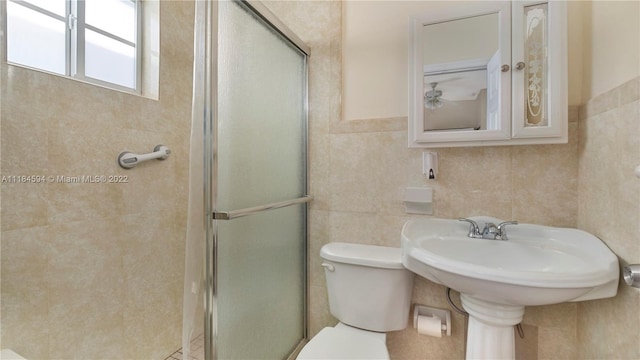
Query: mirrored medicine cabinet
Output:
[[408, 1, 567, 148]]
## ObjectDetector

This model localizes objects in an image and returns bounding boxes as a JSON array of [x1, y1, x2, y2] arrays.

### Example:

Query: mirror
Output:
[[408, 2, 512, 147], [422, 13, 498, 132], [409, 1, 566, 148]]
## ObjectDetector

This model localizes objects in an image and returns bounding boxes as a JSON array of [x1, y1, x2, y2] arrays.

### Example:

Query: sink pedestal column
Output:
[[461, 294, 525, 360]]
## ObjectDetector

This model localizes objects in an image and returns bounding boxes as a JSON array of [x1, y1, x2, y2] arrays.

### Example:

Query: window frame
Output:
[[6, 0, 142, 94]]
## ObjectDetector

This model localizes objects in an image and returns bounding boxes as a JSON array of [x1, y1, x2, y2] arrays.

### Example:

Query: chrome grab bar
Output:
[[213, 195, 313, 220]]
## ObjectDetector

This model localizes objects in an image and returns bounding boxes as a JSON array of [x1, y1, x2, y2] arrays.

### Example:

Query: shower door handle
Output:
[[213, 195, 313, 220]]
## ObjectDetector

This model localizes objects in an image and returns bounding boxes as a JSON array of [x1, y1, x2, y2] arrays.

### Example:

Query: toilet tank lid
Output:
[[320, 242, 404, 269]]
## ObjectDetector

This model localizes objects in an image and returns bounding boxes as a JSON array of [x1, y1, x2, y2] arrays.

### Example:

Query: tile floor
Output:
[[165, 333, 205, 360]]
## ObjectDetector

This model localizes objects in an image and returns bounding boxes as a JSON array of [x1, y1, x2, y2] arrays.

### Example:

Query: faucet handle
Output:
[[482, 223, 499, 238], [458, 218, 480, 238], [497, 221, 518, 240]]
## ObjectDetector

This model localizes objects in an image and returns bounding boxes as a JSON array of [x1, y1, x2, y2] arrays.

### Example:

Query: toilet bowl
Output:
[[297, 242, 414, 360]]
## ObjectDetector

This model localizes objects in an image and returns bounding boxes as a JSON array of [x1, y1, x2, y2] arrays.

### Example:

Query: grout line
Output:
[[164, 334, 206, 360]]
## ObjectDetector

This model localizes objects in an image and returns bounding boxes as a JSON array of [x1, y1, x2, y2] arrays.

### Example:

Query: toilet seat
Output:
[[296, 323, 389, 360]]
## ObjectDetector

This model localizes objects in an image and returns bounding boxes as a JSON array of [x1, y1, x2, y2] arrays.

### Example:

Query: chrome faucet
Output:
[[458, 218, 480, 238], [458, 218, 518, 240], [482, 222, 500, 239], [496, 221, 518, 240]]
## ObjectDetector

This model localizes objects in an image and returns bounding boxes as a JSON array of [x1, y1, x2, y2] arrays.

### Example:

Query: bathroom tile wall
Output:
[[0, 1, 194, 358], [576, 77, 640, 359], [267, 1, 580, 359]]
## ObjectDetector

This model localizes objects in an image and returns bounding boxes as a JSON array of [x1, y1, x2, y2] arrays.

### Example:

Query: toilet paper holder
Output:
[[413, 304, 451, 336]]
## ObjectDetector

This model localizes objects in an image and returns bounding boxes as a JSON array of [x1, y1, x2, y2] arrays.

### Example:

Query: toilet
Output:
[[297, 242, 414, 359]]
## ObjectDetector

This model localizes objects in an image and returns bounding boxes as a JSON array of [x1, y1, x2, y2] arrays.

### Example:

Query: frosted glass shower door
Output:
[[212, 1, 309, 359]]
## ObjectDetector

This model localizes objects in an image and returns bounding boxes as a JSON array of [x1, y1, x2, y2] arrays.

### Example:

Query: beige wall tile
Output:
[[48, 286, 126, 359], [308, 210, 330, 290], [577, 284, 640, 359], [0, 226, 50, 359], [0, 109, 49, 175], [46, 182, 125, 224], [512, 122, 579, 228], [0, 182, 48, 231], [431, 147, 514, 220], [523, 302, 577, 329], [537, 326, 577, 360], [46, 218, 124, 291], [578, 100, 640, 261], [576, 79, 640, 358], [329, 211, 388, 246], [0, 1, 193, 358], [515, 324, 539, 360], [329, 132, 393, 213], [308, 284, 336, 338]]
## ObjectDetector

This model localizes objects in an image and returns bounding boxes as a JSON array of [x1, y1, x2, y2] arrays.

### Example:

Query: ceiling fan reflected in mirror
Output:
[[425, 82, 444, 109]]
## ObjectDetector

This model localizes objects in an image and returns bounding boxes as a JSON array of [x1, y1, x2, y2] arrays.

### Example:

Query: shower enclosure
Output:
[[186, 1, 311, 359]]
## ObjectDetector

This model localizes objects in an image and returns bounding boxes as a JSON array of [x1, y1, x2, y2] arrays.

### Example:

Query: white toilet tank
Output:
[[320, 242, 414, 332]]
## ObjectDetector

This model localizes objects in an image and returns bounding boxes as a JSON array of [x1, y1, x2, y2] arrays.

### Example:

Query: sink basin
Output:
[[401, 216, 619, 359], [401, 216, 619, 306]]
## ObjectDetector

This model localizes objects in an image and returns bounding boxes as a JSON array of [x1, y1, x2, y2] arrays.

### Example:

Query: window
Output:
[[7, 0, 141, 92]]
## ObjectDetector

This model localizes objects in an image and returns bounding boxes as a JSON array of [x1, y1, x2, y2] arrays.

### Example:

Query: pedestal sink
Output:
[[401, 216, 619, 360]]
